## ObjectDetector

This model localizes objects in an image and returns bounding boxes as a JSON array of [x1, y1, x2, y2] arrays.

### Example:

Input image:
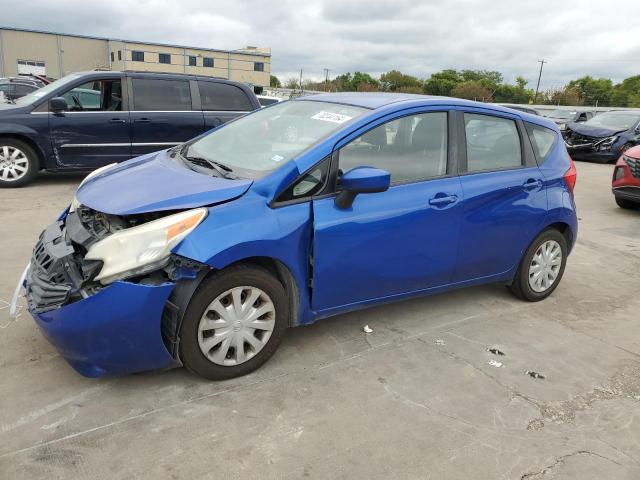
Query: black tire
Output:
[[0, 138, 39, 188], [508, 229, 568, 302], [615, 197, 639, 210], [179, 265, 289, 380]]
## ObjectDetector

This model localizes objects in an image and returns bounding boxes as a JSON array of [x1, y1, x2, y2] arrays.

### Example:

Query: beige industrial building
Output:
[[0, 27, 271, 89]]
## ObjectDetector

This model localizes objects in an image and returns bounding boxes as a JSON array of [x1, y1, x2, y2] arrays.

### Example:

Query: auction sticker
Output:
[[311, 111, 353, 124]]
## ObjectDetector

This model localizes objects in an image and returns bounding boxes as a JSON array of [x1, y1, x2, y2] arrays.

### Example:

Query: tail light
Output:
[[564, 154, 577, 193]]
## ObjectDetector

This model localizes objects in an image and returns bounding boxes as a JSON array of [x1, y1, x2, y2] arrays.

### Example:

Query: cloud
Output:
[[2, 0, 639, 88]]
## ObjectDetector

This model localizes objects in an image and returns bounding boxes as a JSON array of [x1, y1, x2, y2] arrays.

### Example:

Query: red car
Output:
[[612, 145, 640, 209]]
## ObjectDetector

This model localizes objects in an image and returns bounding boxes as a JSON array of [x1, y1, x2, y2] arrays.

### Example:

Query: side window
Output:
[[131, 78, 192, 111], [339, 112, 448, 184], [203, 57, 214, 68], [277, 159, 330, 202], [464, 113, 522, 172], [132, 51, 144, 62], [198, 81, 253, 111], [525, 122, 556, 163], [60, 80, 122, 111]]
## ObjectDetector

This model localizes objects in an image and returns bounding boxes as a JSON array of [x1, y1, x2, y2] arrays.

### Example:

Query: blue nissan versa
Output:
[[13, 93, 578, 380]]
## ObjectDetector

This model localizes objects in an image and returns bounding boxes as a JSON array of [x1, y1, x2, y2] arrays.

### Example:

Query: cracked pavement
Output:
[[1, 163, 640, 479]]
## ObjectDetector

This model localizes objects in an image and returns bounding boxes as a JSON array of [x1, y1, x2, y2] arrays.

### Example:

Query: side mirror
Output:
[[335, 167, 390, 209], [50, 97, 68, 113]]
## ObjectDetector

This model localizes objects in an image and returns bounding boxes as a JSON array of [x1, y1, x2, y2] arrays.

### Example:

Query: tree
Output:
[[284, 77, 300, 90], [567, 76, 614, 106], [379, 70, 422, 92], [540, 86, 583, 106], [269, 75, 282, 88], [451, 81, 493, 101], [515, 76, 528, 90], [423, 69, 462, 96], [333, 72, 379, 91], [611, 75, 640, 107], [460, 70, 503, 89]]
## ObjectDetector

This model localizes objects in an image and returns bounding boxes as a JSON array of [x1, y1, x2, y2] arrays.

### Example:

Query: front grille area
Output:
[[623, 155, 640, 178], [27, 217, 103, 313], [27, 221, 77, 313], [567, 133, 596, 145]]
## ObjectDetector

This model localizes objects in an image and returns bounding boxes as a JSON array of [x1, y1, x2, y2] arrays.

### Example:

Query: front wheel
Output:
[[508, 229, 568, 302], [179, 265, 289, 380], [0, 139, 39, 188]]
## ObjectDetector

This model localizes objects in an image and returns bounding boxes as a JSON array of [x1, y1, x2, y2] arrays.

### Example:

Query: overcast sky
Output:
[[2, 0, 639, 88]]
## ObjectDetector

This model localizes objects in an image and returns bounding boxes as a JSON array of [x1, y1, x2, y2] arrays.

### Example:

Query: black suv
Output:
[[0, 71, 260, 187]]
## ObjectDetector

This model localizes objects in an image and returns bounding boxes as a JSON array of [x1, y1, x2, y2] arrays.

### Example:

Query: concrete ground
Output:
[[1, 163, 639, 479]]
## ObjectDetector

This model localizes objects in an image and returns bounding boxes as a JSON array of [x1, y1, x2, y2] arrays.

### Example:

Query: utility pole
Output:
[[324, 68, 330, 92], [299, 69, 303, 92], [534, 59, 546, 104]]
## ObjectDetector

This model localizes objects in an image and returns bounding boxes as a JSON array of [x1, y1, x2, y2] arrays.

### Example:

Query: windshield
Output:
[[14, 73, 81, 105], [184, 100, 367, 177], [584, 112, 640, 131], [549, 109, 577, 120]]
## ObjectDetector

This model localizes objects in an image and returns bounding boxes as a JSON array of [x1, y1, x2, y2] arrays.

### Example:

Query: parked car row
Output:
[[0, 71, 261, 186], [545, 108, 596, 131], [0, 76, 47, 102]]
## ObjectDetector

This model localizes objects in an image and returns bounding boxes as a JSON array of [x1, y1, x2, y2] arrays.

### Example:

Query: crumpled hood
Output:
[[76, 150, 253, 215], [567, 122, 626, 138]]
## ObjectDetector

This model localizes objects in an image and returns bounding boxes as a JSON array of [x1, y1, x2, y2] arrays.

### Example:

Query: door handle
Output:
[[522, 178, 542, 190], [134, 118, 151, 123], [429, 194, 458, 207], [109, 118, 126, 124]]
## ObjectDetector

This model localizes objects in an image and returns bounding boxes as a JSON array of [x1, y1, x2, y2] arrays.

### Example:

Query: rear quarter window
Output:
[[525, 122, 557, 164], [198, 81, 253, 111]]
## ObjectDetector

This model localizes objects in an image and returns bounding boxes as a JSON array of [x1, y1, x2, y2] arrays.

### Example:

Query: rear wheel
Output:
[[615, 197, 639, 210], [509, 229, 568, 302], [179, 265, 289, 380], [0, 139, 39, 188]]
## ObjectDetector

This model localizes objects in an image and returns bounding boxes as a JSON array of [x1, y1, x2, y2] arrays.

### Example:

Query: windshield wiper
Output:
[[177, 145, 236, 179]]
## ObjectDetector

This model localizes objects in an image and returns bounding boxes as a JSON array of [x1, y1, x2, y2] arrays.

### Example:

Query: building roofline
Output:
[[0, 26, 271, 58]]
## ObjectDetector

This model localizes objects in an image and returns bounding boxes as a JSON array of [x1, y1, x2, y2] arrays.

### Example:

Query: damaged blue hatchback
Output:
[[16, 93, 578, 380]]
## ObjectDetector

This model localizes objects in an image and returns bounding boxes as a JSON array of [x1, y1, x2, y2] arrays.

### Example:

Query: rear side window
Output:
[[464, 113, 522, 172], [525, 122, 556, 163], [198, 81, 253, 111], [131, 78, 192, 111]]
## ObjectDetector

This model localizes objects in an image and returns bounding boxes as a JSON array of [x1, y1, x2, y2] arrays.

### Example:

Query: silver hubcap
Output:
[[528, 240, 562, 293], [197, 286, 276, 366], [0, 145, 29, 182]]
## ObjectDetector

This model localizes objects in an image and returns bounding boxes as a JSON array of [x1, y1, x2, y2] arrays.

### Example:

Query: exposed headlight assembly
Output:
[[85, 208, 208, 284], [596, 136, 618, 150], [69, 163, 117, 213]]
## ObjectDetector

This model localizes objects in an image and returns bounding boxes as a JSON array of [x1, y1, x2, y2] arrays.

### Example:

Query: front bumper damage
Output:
[[33, 280, 176, 377], [564, 131, 626, 162], [23, 207, 206, 377]]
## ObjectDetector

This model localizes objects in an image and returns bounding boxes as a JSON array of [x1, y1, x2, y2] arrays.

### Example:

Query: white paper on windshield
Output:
[[311, 111, 353, 124]]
